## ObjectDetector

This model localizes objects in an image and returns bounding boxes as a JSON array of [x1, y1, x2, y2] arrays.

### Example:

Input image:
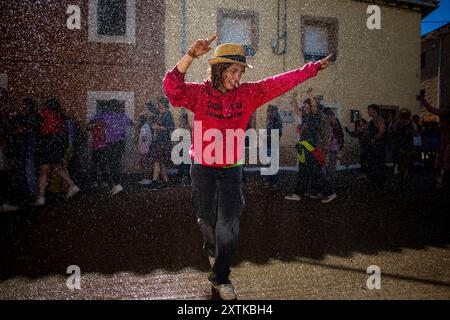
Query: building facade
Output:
[[165, 0, 437, 166], [421, 22, 450, 120], [1, 0, 438, 170], [0, 0, 166, 170]]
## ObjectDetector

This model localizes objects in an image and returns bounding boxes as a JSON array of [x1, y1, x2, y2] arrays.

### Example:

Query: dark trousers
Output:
[[190, 164, 244, 285], [91, 148, 108, 184], [367, 143, 386, 189], [105, 141, 125, 185], [294, 152, 334, 197]]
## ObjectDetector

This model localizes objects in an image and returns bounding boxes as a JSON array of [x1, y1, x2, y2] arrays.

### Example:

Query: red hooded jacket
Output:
[[163, 61, 321, 167]]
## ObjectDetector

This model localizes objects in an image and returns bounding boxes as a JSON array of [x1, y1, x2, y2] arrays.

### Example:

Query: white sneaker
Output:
[[1, 203, 19, 212], [33, 197, 46, 206], [212, 283, 237, 300], [138, 179, 152, 185], [66, 185, 80, 199], [110, 184, 123, 195], [208, 256, 215, 268], [285, 193, 301, 201], [321, 193, 337, 203]]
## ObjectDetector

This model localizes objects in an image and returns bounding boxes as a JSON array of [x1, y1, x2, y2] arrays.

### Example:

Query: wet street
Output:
[[1, 170, 449, 300]]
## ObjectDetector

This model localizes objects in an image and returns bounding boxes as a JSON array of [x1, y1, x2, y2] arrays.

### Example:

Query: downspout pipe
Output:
[[180, 0, 186, 56]]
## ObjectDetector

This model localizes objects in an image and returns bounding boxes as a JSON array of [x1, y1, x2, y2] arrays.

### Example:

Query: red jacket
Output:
[[163, 62, 321, 167]]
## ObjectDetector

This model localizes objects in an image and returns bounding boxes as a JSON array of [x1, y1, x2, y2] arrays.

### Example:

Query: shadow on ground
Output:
[[0, 169, 449, 282]]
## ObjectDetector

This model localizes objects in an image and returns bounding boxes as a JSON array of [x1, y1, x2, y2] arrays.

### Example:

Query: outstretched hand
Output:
[[187, 34, 218, 58], [318, 53, 334, 70]]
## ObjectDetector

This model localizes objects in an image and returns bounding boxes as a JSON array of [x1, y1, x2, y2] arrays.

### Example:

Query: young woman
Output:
[[34, 99, 80, 206], [137, 115, 152, 185], [419, 97, 450, 189], [366, 104, 386, 190], [163, 34, 333, 300]]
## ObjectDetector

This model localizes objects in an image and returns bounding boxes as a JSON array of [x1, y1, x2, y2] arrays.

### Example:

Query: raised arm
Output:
[[417, 96, 439, 116], [290, 92, 301, 118], [248, 54, 334, 109], [163, 34, 217, 111]]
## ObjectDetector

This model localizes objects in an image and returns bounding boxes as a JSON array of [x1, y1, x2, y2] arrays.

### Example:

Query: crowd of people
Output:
[[280, 88, 448, 203], [0, 86, 181, 211], [1, 85, 448, 213]]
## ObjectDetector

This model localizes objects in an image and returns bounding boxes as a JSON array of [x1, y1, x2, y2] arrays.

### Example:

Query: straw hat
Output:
[[208, 43, 253, 68]]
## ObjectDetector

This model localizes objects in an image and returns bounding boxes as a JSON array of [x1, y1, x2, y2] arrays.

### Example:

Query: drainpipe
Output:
[[437, 36, 442, 110], [180, 0, 186, 56]]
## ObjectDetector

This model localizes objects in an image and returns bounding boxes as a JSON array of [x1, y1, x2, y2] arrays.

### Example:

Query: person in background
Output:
[[285, 99, 337, 203], [34, 98, 80, 206], [345, 118, 370, 179], [326, 110, 344, 178], [366, 104, 386, 191], [23, 98, 41, 199], [418, 96, 450, 189], [291, 91, 304, 142], [137, 115, 152, 185], [412, 114, 423, 168], [151, 97, 174, 187], [87, 118, 108, 188], [178, 112, 192, 187], [264, 104, 283, 187], [0, 136, 18, 212], [91, 100, 133, 195], [392, 108, 416, 181]]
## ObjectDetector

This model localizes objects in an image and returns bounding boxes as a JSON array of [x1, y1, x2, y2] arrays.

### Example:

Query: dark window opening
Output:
[[96, 99, 125, 114], [301, 16, 338, 63], [97, 0, 127, 36]]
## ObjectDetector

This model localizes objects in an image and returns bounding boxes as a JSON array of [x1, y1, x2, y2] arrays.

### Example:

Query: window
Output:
[[301, 16, 338, 62], [421, 52, 426, 70], [217, 9, 259, 56], [87, 91, 134, 120], [88, 0, 135, 44], [97, 0, 127, 36], [87, 91, 135, 169]]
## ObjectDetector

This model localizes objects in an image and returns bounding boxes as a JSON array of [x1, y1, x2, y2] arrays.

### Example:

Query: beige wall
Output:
[[165, 0, 422, 165]]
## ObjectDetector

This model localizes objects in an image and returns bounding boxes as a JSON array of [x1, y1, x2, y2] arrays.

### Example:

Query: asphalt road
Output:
[[1, 169, 449, 300]]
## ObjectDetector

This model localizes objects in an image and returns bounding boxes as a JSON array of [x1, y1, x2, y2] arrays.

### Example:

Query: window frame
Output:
[[87, 91, 134, 120], [217, 8, 259, 57], [300, 15, 338, 63]]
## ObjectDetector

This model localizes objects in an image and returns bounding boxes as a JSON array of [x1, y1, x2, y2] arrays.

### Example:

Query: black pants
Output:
[[91, 148, 108, 184], [190, 164, 244, 285], [367, 143, 386, 189], [294, 151, 334, 197], [105, 141, 125, 185]]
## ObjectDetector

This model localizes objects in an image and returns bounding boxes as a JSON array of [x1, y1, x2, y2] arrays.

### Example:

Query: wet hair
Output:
[[367, 104, 380, 114], [208, 62, 233, 90], [45, 98, 66, 119]]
